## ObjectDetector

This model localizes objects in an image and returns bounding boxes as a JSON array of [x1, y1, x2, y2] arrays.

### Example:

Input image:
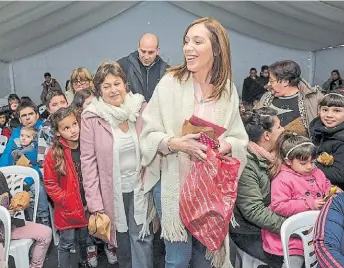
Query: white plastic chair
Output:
[[0, 135, 8, 154], [0, 166, 40, 268], [48, 202, 59, 246], [38, 105, 47, 116], [235, 247, 267, 268], [0, 205, 11, 267], [281, 210, 320, 268]]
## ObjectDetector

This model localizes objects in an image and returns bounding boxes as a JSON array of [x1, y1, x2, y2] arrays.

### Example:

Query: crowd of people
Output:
[[0, 16, 343, 268]]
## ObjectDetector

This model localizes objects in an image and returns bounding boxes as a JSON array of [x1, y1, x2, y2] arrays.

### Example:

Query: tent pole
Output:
[[8, 62, 15, 93], [308, 51, 315, 86]]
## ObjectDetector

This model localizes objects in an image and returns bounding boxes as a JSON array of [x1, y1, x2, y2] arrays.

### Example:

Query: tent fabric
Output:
[[0, 1, 343, 62]]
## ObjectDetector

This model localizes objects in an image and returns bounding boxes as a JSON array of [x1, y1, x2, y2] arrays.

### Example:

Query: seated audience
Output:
[[310, 89, 344, 190], [65, 68, 94, 104], [322, 70, 343, 93], [314, 192, 344, 267], [1, 117, 21, 140], [255, 60, 323, 137], [230, 107, 285, 268], [0, 109, 8, 134], [0, 171, 52, 268], [262, 132, 334, 268], [7, 94, 20, 119]]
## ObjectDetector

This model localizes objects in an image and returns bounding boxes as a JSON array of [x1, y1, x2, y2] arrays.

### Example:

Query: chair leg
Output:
[[11, 250, 30, 268], [48, 203, 59, 246]]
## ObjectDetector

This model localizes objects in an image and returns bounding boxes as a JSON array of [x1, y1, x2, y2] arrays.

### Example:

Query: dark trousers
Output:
[[230, 233, 283, 268]]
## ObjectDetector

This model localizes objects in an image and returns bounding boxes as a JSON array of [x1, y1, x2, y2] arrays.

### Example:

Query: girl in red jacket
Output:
[[43, 107, 90, 268]]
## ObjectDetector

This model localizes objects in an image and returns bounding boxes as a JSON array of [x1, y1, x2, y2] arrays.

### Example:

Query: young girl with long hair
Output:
[[43, 107, 90, 268], [262, 132, 334, 268]]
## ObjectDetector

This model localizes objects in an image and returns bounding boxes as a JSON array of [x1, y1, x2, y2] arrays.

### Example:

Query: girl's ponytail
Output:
[[269, 132, 294, 179]]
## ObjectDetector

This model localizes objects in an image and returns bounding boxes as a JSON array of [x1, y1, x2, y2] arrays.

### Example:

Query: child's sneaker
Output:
[[104, 244, 118, 264], [87, 246, 98, 267]]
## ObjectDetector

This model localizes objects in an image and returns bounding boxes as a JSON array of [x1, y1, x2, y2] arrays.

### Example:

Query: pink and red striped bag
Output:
[[179, 148, 240, 251]]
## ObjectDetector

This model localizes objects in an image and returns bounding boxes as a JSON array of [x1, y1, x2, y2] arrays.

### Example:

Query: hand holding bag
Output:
[[88, 212, 111, 242]]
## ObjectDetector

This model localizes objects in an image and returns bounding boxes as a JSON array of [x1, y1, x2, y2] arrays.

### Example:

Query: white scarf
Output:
[[84, 92, 145, 126]]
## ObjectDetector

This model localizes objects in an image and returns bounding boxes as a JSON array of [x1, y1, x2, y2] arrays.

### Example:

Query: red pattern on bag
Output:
[[179, 147, 240, 251]]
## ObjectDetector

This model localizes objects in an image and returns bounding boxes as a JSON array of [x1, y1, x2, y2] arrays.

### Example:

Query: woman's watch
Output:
[[167, 137, 176, 153]]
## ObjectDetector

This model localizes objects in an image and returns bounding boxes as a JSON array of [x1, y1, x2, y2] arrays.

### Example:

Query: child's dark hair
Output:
[[71, 88, 93, 109], [318, 88, 344, 108], [16, 101, 38, 118], [50, 107, 78, 176], [9, 117, 21, 130], [241, 107, 278, 142], [44, 89, 67, 107], [270, 132, 316, 178]]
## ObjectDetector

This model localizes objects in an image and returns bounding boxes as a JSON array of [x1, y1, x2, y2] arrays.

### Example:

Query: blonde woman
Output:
[[66, 67, 95, 104], [140, 18, 248, 268]]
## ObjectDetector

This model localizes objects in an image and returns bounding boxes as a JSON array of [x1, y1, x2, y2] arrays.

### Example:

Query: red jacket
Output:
[[1, 127, 11, 139], [43, 138, 87, 230]]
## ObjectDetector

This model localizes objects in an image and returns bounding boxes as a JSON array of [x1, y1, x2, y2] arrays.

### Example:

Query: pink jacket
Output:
[[80, 104, 145, 247], [262, 165, 332, 256]]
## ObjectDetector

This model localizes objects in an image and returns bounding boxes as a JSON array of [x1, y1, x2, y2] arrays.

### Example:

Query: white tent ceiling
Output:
[[0, 1, 344, 62]]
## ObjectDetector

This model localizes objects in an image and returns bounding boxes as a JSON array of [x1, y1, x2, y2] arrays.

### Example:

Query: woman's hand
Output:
[[218, 139, 232, 155], [169, 133, 207, 161]]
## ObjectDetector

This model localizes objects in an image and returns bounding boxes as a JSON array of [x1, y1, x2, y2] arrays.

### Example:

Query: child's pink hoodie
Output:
[[262, 165, 332, 256]]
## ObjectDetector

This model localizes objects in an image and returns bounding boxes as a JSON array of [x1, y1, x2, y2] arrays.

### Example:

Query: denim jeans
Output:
[[153, 180, 211, 268], [37, 180, 50, 219], [58, 227, 88, 268]]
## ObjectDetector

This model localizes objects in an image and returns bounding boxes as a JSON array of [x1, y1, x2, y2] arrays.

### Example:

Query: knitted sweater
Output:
[[140, 73, 248, 267]]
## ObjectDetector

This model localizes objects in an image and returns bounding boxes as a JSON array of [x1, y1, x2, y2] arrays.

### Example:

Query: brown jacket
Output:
[[40, 79, 62, 103], [255, 79, 323, 132]]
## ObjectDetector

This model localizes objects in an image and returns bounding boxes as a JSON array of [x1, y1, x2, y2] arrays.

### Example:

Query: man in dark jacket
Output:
[[40, 72, 62, 104], [242, 67, 267, 107], [117, 33, 169, 102]]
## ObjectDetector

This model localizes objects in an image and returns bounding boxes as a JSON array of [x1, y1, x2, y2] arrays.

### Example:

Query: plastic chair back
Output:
[[281, 211, 320, 268], [0, 135, 8, 154], [0, 205, 11, 266]]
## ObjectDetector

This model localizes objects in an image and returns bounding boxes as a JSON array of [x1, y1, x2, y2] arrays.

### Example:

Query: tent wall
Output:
[[0, 62, 10, 98], [11, 1, 311, 104], [313, 46, 344, 87]]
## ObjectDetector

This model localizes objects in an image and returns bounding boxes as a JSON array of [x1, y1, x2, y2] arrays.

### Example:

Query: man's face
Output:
[[138, 42, 159, 66], [45, 76, 52, 83], [19, 107, 39, 127], [262, 69, 269, 78], [250, 69, 257, 78]]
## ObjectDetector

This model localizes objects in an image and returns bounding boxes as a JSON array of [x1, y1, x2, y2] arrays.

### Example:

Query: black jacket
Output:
[[241, 76, 266, 105], [310, 117, 344, 190], [117, 51, 169, 102]]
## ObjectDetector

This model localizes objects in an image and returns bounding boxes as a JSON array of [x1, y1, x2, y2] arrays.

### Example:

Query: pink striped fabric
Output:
[[179, 148, 240, 251]]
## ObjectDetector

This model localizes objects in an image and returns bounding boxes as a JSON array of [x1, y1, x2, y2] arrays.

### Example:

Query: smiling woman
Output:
[[140, 17, 248, 268], [80, 61, 153, 268]]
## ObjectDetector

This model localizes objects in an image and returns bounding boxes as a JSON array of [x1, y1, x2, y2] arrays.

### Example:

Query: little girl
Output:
[[43, 107, 90, 268], [262, 132, 333, 268], [310, 89, 344, 191]]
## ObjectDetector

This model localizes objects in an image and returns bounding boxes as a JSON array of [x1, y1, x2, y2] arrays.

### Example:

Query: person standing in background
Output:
[[117, 33, 169, 102], [40, 72, 62, 104]]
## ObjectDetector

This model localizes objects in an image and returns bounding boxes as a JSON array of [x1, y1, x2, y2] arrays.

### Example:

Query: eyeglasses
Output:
[[72, 79, 89, 85], [269, 79, 278, 84]]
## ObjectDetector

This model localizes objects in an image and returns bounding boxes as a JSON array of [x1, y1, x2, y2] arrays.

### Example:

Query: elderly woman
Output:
[[65, 67, 94, 104], [140, 18, 248, 268], [80, 61, 153, 268], [230, 107, 286, 267]]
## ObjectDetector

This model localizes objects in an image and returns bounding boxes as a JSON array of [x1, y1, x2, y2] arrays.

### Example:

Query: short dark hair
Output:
[[44, 89, 67, 107], [319, 88, 344, 108], [44, 72, 51, 78], [269, 60, 301, 87], [261, 65, 269, 72], [250, 68, 257, 72], [71, 88, 94, 109], [16, 100, 38, 118], [241, 107, 278, 142], [9, 117, 21, 129], [8, 94, 20, 103], [20, 96, 32, 103]]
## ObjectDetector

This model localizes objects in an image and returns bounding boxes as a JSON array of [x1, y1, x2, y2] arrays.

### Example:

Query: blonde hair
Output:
[[21, 126, 38, 139], [70, 67, 95, 92], [168, 17, 232, 100]]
